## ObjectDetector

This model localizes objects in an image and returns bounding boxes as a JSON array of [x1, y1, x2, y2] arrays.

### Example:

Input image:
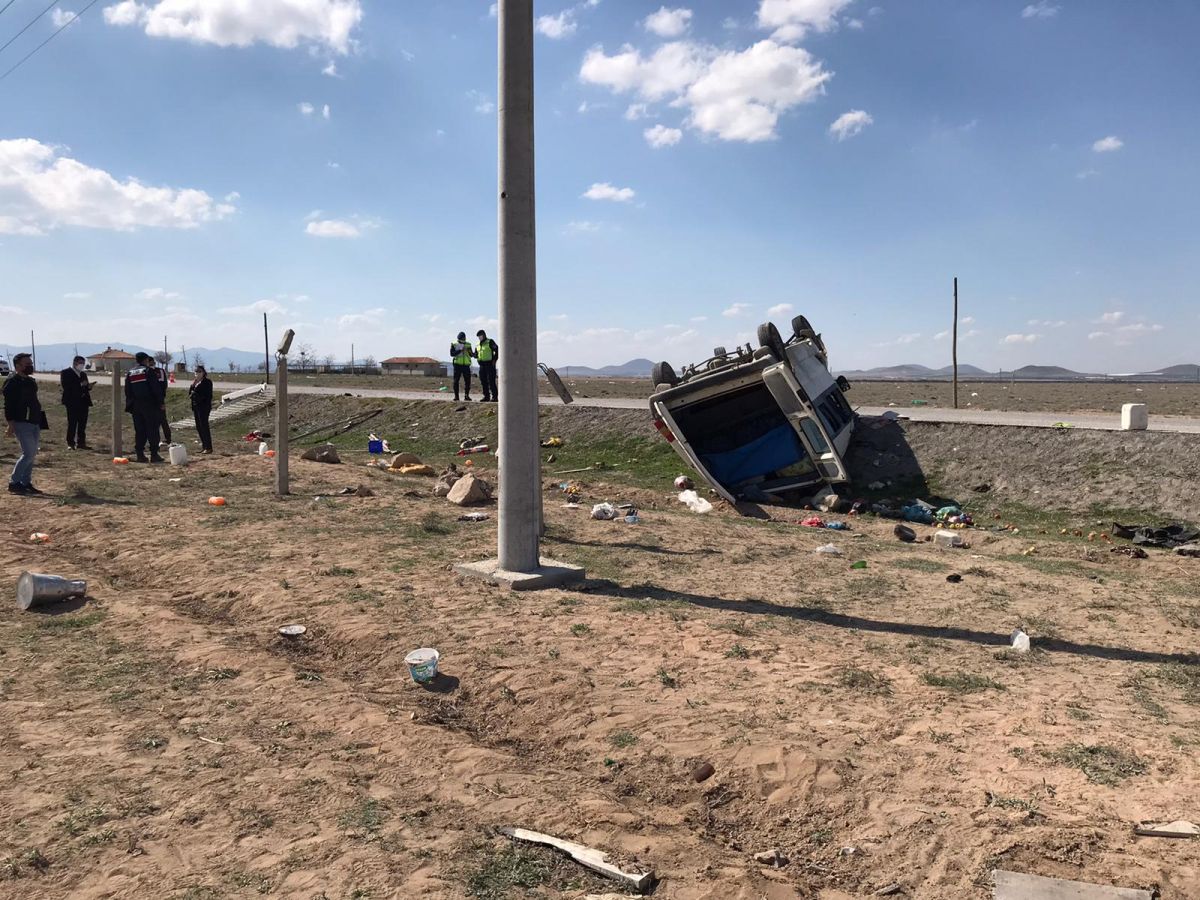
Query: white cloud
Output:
[[961, 316, 975, 325], [583, 182, 635, 202], [1087, 331, 1108, 341], [338, 307, 386, 328], [756, 0, 854, 40], [644, 7, 693, 38], [63, 292, 91, 300], [582, 39, 831, 143], [322, 60, 339, 77], [875, 332, 921, 347], [136, 287, 182, 301], [1028, 319, 1067, 327], [536, 10, 577, 39], [0, 138, 235, 235], [298, 102, 315, 116], [1076, 168, 1100, 180], [690, 315, 708, 323], [102, 0, 362, 54], [327, 161, 340, 170], [1001, 333, 1041, 344], [304, 213, 379, 238], [624, 103, 650, 120], [218, 298, 288, 316], [51, 8, 78, 27], [767, 303, 793, 316], [829, 109, 872, 141], [565, 220, 601, 234], [1098, 311, 1125, 324], [846, 17, 863, 29], [1021, 2, 1060, 19], [933, 330, 949, 341], [1092, 135, 1123, 153], [467, 90, 495, 114], [1117, 322, 1163, 335], [322, 104, 331, 120], [722, 302, 751, 318], [644, 124, 682, 148]]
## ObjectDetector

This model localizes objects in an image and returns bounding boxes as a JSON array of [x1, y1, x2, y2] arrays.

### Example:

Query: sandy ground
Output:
[[2, 410, 1199, 899]]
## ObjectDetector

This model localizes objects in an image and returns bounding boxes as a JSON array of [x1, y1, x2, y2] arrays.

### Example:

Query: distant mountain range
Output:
[[557, 358, 655, 378], [836, 363, 1200, 382]]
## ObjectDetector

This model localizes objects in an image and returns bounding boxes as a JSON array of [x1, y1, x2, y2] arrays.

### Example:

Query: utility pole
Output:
[[163, 335, 168, 363], [952, 276, 959, 409], [351, 343, 355, 376], [275, 331, 293, 497], [30, 331, 35, 371], [263, 313, 271, 385], [110, 362, 122, 456], [456, 0, 582, 590]]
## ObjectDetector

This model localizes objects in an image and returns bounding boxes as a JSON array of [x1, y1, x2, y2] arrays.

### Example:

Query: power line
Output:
[[0, 0, 61, 57], [0, 0, 98, 83], [0, 0, 23, 21]]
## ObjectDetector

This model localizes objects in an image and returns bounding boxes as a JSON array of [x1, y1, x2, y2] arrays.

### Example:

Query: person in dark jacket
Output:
[[59, 355, 93, 450], [475, 329, 499, 403], [149, 359, 172, 446], [4, 353, 46, 494], [189, 365, 214, 454], [124, 352, 163, 463]]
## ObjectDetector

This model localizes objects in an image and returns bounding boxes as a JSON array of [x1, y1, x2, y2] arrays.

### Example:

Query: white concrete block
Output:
[[1121, 403, 1148, 431]]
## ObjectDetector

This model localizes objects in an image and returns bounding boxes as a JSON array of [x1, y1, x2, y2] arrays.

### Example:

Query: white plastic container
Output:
[[1121, 403, 1148, 431], [934, 530, 964, 549], [168, 444, 188, 466], [258, 442, 269, 456], [404, 648, 440, 683]]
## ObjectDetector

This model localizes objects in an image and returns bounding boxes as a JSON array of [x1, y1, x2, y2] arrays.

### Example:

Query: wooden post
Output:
[[275, 352, 289, 496], [110, 362, 123, 456], [952, 276, 959, 409]]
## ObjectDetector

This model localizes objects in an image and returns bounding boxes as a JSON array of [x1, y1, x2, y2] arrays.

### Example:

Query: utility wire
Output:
[[0, 0, 22, 21], [0, 0, 61, 56], [0, 0, 98, 83]]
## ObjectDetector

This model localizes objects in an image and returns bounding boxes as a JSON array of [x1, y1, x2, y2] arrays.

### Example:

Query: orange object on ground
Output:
[[265, 449, 276, 458], [113, 457, 129, 465], [29, 533, 50, 543], [208, 497, 226, 506]]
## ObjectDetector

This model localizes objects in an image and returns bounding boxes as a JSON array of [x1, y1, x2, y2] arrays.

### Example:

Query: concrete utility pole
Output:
[[275, 341, 290, 497], [263, 313, 271, 385], [456, 0, 582, 590], [952, 276, 959, 410], [110, 362, 122, 457]]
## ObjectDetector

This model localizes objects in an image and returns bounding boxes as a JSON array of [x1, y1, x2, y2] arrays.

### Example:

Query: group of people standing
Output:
[[4, 351, 216, 495], [450, 329, 500, 403]]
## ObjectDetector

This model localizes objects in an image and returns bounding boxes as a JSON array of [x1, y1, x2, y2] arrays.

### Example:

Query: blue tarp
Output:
[[699, 423, 806, 486]]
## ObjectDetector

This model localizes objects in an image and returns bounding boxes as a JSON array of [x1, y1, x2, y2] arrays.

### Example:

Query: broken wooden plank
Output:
[[1135, 819, 1199, 838], [501, 826, 654, 894], [993, 869, 1153, 900]]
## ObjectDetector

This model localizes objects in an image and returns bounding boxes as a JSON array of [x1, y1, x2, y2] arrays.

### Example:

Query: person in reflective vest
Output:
[[475, 329, 499, 403], [450, 332, 474, 402]]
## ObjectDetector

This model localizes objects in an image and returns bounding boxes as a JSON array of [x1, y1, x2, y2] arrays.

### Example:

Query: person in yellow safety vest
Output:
[[475, 329, 499, 403], [450, 331, 474, 402]]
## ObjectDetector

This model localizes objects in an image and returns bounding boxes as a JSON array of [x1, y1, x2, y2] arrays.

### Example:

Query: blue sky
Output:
[[1, 0, 1197, 371]]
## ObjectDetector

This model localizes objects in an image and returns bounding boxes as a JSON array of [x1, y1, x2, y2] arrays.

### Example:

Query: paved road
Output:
[[35, 373, 1200, 434]]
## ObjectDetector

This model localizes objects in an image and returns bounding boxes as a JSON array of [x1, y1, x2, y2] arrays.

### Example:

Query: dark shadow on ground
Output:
[[57, 492, 138, 507], [419, 673, 460, 694], [26, 595, 91, 616], [549, 536, 720, 557], [843, 414, 931, 498], [575, 579, 1199, 667]]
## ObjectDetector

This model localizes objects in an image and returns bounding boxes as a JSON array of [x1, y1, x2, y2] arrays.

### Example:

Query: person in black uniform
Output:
[[150, 359, 172, 446], [189, 365, 214, 454], [124, 352, 163, 463], [59, 355, 92, 449], [475, 329, 499, 403]]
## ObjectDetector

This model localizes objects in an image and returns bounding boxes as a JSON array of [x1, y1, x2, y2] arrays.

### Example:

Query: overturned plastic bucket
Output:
[[404, 648, 440, 684], [17, 572, 87, 611]]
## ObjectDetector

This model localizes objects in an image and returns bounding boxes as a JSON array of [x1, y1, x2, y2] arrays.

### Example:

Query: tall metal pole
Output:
[[497, 0, 539, 573], [952, 276, 959, 410], [263, 313, 271, 385], [275, 351, 289, 496], [30, 331, 35, 371], [110, 362, 123, 457]]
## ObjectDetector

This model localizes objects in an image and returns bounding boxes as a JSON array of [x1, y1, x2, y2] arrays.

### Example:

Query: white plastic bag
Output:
[[815, 544, 842, 556], [677, 490, 713, 514], [591, 503, 617, 520]]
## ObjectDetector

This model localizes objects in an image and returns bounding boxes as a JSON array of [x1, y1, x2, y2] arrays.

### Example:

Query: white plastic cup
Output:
[[404, 648, 440, 683]]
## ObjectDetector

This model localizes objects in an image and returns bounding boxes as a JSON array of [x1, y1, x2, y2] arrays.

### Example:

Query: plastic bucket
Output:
[[258, 442, 269, 456], [368, 439, 384, 454], [404, 648, 440, 683], [17, 572, 87, 611], [169, 444, 188, 466]]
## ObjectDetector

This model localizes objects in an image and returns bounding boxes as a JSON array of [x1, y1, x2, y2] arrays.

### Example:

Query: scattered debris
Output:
[[1134, 820, 1198, 838], [447, 473, 492, 506], [946, 573, 962, 584], [816, 544, 842, 556], [540, 436, 563, 448], [337, 485, 374, 497], [28, 533, 50, 544], [16, 572, 87, 611], [458, 512, 490, 522], [678, 490, 713, 514], [971, 483, 992, 493], [591, 503, 618, 521], [674, 475, 694, 491], [208, 497, 226, 507], [301, 444, 341, 464], [992, 869, 1151, 900], [850, 560, 868, 570], [691, 761, 715, 783], [456, 443, 490, 456], [389, 452, 423, 467], [874, 884, 903, 897], [1177, 544, 1200, 558], [753, 848, 787, 868], [500, 827, 654, 894], [433, 465, 462, 497], [278, 624, 307, 638], [1113, 522, 1200, 549], [1110, 545, 1148, 559], [404, 648, 440, 683], [933, 530, 966, 549], [893, 524, 917, 543], [112, 456, 129, 465], [1010, 629, 1031, 653]]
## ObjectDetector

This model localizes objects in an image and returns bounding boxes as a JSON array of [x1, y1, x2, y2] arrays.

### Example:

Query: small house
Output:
[[86, 347, 137, 373], [380, 356, 445, 377]]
